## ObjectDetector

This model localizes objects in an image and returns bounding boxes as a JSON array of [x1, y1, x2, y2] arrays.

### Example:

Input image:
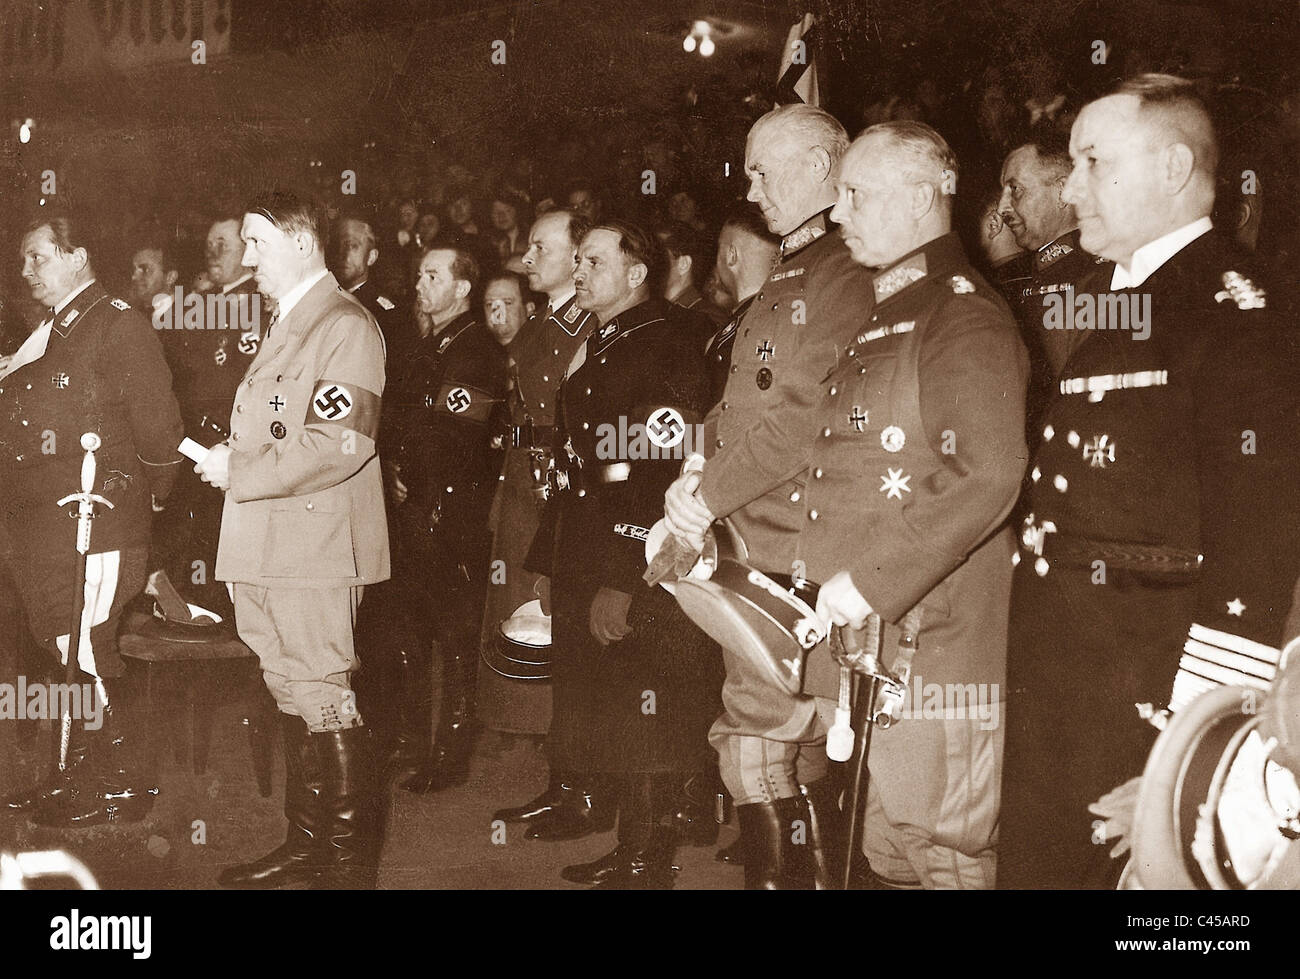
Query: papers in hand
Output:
[[178, 437, 210, 464]]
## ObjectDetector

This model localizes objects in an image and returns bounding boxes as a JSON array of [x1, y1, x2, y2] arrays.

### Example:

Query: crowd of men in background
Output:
[[1, 65, 1298, 890]]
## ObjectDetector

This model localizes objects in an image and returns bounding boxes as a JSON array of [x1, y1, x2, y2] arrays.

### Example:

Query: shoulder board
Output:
[[376, 296, 395, 311], [111, 298, 131, 310]]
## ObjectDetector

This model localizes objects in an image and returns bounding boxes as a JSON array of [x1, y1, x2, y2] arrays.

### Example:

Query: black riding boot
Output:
[[2, 719, 87, 812], [402, 647, 478, 794], [313, 725, 383, 890], [33, 675, 158, 827], [493, 773, 580, 823], [736, 794, 816, 890], [563, 773, 678, 889], [218, 713, 321, 889], [671, 770, 723, 847], [524, 775, 616, 841], [384, 643, 433, 780], [802, 778, 844, 890]]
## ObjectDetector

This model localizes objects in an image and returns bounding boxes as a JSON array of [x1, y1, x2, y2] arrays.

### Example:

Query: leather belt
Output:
[[1024, 530, 1202, 576]]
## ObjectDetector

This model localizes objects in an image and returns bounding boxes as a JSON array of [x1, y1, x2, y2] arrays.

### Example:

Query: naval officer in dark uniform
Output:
[[524, 221, 719, 886], [802, 122, 1028, 888], [0, 212, 185, 826], [1000, 74, 1300, 889], [376, 243, 508, 794]]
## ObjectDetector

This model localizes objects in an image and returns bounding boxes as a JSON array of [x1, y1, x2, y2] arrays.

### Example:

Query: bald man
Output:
[[1000, 75, 1300, 888]]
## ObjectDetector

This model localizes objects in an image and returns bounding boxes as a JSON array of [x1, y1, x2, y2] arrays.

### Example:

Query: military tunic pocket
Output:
[[260, 503, 358, 579]]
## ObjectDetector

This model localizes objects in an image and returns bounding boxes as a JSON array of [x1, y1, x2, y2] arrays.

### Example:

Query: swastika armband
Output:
[[305, 379, 381, 438], [431, 382, 498, 423]]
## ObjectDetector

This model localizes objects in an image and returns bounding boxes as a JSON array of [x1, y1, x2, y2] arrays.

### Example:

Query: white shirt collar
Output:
[[221, 270, 254, 294], [0, 280, 97, 383], [348, 278, 367, 293], [51, 278, 97, 320], [546, 286, 576, 313], [1110, 217, 1213, 290], [274, 268, 330, 325]]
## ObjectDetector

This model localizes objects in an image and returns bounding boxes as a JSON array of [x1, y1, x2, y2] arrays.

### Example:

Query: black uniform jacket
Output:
[[381, 310, 509, 539], [525, 296, 712, 596], [0, 282, 184, 561]]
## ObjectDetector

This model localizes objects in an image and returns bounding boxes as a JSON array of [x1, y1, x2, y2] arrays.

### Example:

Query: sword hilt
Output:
[[55, 433, 112, 555]]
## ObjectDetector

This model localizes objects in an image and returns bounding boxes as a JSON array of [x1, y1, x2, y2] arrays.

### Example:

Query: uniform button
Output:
[[871, 314, 879, 322], [305, 502, 314, 511], [231, 433, 240, 442], [581, 422, 589, 431], [757, 292, 764, 300], [584, 387, 591, 396], [771, 303, 778, 310], [822, 426, 831, 437], [25, 383, 31, 390], [814, 467, 823, 479], [730, 365, 738, 374], [1031, 466, 1041, 482], [15, 455, 22, 462], [236, 405, 244, 413], [247, 379, 254, 387], [552, 348, 560, 356], [1053, 474, 1068, 493], [721, 401, 728, 410], [1043, 424, 1054, 442], [577, 489, 586, 498], [1034, 557, 1049, 577], [858, 365, 866, 374], [539, 401, 546, 409], [276, 374, 283, 382], [715, 438, 725, 448], [1011, 551, 1021, 567], [599, 357, 607, 365], [20, 420, 26, 426], [543, 375, 550, 382], [790, 491, 800, 502], [829, 385, 837, 396], [847, 349, 856, 357], [1066, 430, 1080, 448], [809, 509, 819, 520]]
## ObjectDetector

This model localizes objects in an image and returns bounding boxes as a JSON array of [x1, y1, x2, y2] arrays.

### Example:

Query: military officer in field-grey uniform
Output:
[[196, 191, 390, 890], [663, 104, 878, 888], [803, 122, 1028, 889]]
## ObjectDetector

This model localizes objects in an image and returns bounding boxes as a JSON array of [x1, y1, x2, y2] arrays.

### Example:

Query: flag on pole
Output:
[[776, 13, 822, 107]]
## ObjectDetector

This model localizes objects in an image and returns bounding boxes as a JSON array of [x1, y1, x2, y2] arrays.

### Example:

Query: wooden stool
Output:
[[118, 611, 276, 797]]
